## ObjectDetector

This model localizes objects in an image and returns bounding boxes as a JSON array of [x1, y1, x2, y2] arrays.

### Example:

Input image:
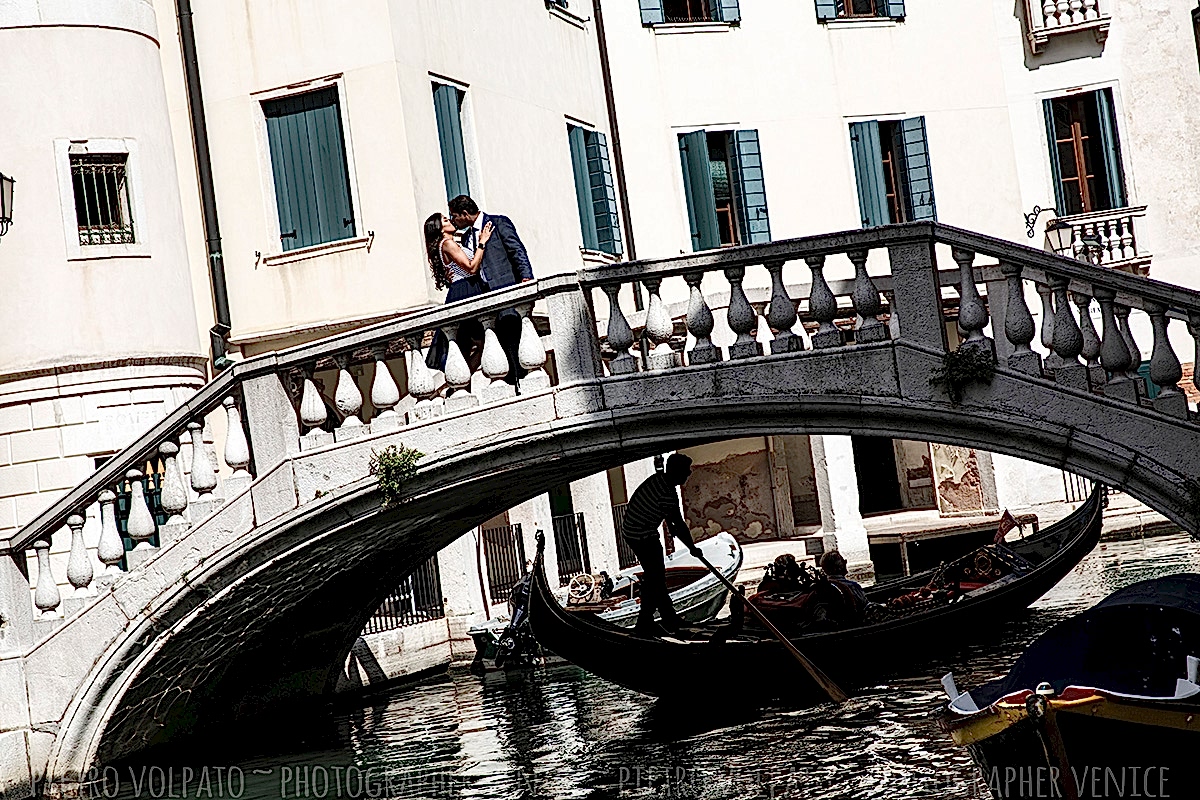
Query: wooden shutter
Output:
[[815, 0, 839, 21], [586, 131, 623, 256], [885, 0, 905, 19], [708, 0, 741, 22], [640, 0, 665, 25], [678, 131, 721, 251], [1042, 99, 1066, 214], [730, 129, 771, 243], [897, 116, 936, 221], [849, 121, 889, 227], [1094, 88, 1127, 210], [263, 87, 355, 252], [432, 83, 470, 201], [568, 126, 600, 251]]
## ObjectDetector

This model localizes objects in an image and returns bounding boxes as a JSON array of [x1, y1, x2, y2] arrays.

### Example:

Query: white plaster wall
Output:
[[568, 471, 621, 575]]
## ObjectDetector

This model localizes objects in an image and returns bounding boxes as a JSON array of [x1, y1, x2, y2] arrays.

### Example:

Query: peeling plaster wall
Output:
[[931, 443, 987, 514], [679, 438, 781, 543], [894, 439, 936, 510]]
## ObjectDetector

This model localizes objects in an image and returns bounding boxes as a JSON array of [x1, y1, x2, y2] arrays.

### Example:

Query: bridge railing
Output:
[[7, 222, 1200, 628]]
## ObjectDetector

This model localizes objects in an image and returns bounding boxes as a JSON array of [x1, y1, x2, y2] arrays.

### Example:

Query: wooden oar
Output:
[[695, 553, 849, 704]]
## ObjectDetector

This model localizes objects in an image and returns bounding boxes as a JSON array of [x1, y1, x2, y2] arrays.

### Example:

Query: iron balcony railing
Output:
[[362, 555, 445, 635]]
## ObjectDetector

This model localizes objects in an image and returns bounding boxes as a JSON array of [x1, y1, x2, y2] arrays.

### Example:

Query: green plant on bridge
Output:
[[929, 345, 996, 405], [369, 444, 425, 508]]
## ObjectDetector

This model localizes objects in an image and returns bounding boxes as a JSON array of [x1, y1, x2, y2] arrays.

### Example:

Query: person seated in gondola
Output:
[[621, 454, 702, 637], [819, 551, 867, 620], [758, 554, 807, 594]]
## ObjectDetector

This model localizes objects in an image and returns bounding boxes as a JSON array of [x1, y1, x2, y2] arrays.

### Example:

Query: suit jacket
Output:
[[477, 212, 534, 289]]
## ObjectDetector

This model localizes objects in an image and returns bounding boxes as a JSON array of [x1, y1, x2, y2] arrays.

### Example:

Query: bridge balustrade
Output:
[[5, 223, 1200, 633]]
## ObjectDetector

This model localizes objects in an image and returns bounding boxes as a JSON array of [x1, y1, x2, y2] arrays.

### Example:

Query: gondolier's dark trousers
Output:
[[627, 536, 683, 630]]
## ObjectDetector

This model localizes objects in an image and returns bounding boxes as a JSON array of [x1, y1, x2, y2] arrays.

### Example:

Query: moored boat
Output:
[[941, 573, 1200, 799], [469, 532, 742, 669], [528, 488, 1104, 704]]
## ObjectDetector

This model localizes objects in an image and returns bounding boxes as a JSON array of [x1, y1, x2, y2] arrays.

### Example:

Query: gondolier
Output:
[[622, 453, 702, 636]]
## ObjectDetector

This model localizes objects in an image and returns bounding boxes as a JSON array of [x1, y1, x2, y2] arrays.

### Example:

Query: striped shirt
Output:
[[622, 473, 684, 542]]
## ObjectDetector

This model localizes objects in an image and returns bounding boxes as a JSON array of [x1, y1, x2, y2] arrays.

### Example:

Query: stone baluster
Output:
[[124, 469, 158, 568], [806, 255, 842, 349], [643, 278, 678, 370], [1047, 275, 1086, 388], [1055, 0, 1069, 23], [440, 324, 479, 413], [1144, 301, 1188, 418], [684, 272, 721, 364], [1115, 306, 1143, 384], [1036, 283, 1055, 353], [1120, 218, 1136, 261], [32, 537, 60, 618], [1071, 292, 1104, 388], [479, 316, 515, 402], [848, 250, 887, 344], [369, 345, 403, 429], [1190, 311, 1200, 401], [333, 355, 365, 437], [884, 291, 900, 342], [998, 262, 1042, 376], [187, 422, 217, 499], [724, 266, 761, 359], [158, 441, 189, 545], [1042, 0, 1056, 25], [406, 335, 441, 421], [96, 490, 124, 577], [602, 284, 638, 375], [951, 248, 992, 352], [517, 303, 551, 388], [299, 371, 331, 449], [65, 514, 92, 597], [1080, 0, 1097, 19], [764, 260, 802, 353], [1093, 287, 1136, 403], [222, 396, 253, 496]]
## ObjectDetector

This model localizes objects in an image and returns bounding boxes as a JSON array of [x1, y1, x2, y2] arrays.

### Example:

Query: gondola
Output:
[[940, 574, 1200, 799], [528, 487, 1104, 704]]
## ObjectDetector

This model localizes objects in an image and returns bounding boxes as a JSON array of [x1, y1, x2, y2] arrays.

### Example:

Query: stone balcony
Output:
[[1024, 0, 1111, 52], [1056, 206, 1150, 274]]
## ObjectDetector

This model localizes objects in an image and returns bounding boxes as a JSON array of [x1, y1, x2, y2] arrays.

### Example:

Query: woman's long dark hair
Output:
[[424, 213, 451, 290]]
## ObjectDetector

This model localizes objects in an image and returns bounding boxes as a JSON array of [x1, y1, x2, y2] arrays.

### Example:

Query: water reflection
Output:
[[174, 533, 1200, 800]]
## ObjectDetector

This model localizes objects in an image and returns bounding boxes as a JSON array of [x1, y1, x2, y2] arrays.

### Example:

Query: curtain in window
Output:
[[730, 129, 771, 243], [679, 130, 721, 251], [263, 86, 356, 251], [849, 121, 889, 227], [640, 0, 666, 24], [432, 83, 470, 201], [586, 131, 623, 256]]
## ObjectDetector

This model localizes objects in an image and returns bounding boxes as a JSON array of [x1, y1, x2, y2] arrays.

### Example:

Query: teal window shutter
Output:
[[263, 87, 356, 252], [432, 83, 470, 201], [897, 116, 936, 221], [567, 125, 600, 252], [730, 129, 771, 243], [1094, 88, 1127, 210], [815, 0, 839, 20], [640, 0, 665, 25], [586, 131, 623, 256], [707, 0, 741, 22], [678, 131, 720, 251], [886, 0, 905, 18], [849, 121, 889, 227], [1042, 99, 1066, 215]]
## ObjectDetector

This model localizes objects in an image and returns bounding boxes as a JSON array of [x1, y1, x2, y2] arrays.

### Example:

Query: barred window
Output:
[[71, 153, 135, 245]]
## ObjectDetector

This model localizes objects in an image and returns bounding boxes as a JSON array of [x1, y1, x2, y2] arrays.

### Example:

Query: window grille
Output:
[[363, 555, 446, 634], [71, 154, 135, 245], [482, 523, 526, 604], [552, 512, 591, 586]]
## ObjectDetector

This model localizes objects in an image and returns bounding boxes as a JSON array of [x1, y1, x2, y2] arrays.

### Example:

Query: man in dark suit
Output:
[[449, 195, 533, 385]]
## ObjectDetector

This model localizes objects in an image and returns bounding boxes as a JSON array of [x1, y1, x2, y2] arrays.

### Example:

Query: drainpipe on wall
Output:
[[591, 0, 637, 263], [176, 0, 233, 372]]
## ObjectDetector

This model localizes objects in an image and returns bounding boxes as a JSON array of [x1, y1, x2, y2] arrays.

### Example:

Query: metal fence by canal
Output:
[[482, 523, 526, 604], [363, 555, 445, 634], [611, 503, 638, 569], [552, 512, 591, 586]]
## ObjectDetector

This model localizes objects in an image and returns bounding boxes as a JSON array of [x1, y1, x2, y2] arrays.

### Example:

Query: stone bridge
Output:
[[2, 222, 1200, 797]]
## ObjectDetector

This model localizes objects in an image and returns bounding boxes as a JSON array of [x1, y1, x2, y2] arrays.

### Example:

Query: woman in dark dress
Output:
[[423, 213, 492, 371]]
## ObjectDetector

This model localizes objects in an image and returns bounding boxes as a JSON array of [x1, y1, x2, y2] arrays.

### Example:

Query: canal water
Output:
[[119, 532, 1200, 800]]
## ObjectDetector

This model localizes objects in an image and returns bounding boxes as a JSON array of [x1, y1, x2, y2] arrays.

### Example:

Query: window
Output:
[[432, 82, 471, 201], [640, 0, 740, 25], [849, 117, 936, 227], [71, 153, 135, 245], [262, 86, 356, 252], [1043, 88, 1126, 216], [567, 125, 623, 256], [678, 129, 771, 251], [816, 0, 905, 21]]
